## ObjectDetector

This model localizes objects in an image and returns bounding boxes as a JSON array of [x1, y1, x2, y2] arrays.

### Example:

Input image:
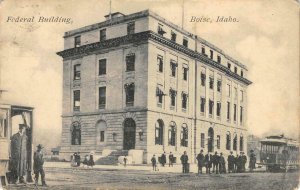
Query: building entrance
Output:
[[123, 118, 136, 150]]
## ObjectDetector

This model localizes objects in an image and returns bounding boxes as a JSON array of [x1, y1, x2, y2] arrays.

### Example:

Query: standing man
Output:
[[180, 151, 189, 173], [241, 152, 247, 172], [169, 152, 174, 167], [227, 151, 235, 173], [151, 154, 157, 171], [10, 124, 28, 184], [123, 156, 128, 167], [161, 152, 166, 167], [212, 151, 219, 174], [33, 144, 47, 186], [234, 153, 239, 173], [196, 150, 205, 174], [249, 150, 256, 172], [219, 153, 226, 174], [205, 152, 212, 174]]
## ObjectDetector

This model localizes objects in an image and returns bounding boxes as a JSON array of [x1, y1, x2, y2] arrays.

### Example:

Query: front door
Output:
[[123, 118, 136, 150]]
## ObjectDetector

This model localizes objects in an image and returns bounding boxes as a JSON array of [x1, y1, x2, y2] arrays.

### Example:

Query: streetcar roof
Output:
[[260, 138, 299, 147]]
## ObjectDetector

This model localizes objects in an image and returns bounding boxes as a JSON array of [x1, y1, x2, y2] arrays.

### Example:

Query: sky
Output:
[[0, 0, 299, 150]]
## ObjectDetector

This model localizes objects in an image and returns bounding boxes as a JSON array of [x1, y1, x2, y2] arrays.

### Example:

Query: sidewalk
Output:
[[44, 162, 201, 173]]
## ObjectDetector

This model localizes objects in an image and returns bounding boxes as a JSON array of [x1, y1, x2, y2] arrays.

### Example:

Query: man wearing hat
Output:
[[249, 150, 256, 172], [9, 124, 28, 184], [227, 151, 235, 173], [196, 149, 205, 174], [33, 144, 47, 186]]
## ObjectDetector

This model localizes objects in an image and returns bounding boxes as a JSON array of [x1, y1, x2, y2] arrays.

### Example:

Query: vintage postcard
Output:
[[0, 0, 299, 189]]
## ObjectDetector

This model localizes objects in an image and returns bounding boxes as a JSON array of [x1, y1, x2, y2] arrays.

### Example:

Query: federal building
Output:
[[57, 10, 252, 164]]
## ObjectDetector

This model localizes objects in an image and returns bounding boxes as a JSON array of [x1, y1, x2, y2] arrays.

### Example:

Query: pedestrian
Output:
[[169, 152, 174, 167], [76, 152, 81, 167], [33, 144, 47, 186], [9, 124, 28, 184], [212, 151, 219, 174], [237, 153, 243, 173], [89, 152, 95, 168], [234, 153, 239, 173], [249, 150, 256, 172], [161, 152, 166, 167], [180, 151, 189, 173], [205, 152, 212, 174], [151, 154, 157, 171], [124, 156, 128, 167], [82, 155, 89, 168], [196, 149, 205, 174], [219, 153, 226, 174], [241, 152, 247, 172], [227, 151, 235, 173]]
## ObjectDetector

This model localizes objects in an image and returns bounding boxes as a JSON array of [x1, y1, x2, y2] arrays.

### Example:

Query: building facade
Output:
[[57, 10, 252, 163]]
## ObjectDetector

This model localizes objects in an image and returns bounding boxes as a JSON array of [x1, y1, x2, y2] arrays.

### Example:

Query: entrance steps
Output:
[[95, 150, 128, 165]]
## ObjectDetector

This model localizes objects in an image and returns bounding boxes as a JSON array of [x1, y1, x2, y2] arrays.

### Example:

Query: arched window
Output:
[[155, 120, 164, 145], [208, 127, 214, 152], [71, 122, 81, 145], [180, 124, 188, 147], [240, 134, 244, 151], [226, 132, 231, 150], [96, 120, 107, 143], [233, 133, 237, 151], [168, 121, 176, 146]]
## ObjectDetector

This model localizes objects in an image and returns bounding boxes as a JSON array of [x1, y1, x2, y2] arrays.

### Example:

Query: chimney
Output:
[[104, 12, 125, 21]]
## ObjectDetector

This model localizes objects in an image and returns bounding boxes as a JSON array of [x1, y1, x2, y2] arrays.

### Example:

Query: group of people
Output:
[[9, 124, 47, 186], [71, 152, 95, 168], [151, 149, 256, 174]]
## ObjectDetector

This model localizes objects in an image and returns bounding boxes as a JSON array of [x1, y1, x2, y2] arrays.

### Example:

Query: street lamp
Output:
[[138, 128, 143, 141]]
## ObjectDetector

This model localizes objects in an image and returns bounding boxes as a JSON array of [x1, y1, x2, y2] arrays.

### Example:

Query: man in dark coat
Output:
[[161, 152, 166, 167], [205, 152, 212, 174], [75, 152, 81, 166], [249, 150, 256, 172], [241, 152, 247, 172], [234, 153, 239, 173], [169, 152, 174, 167], [196, 150, 205, 174], [180, 151, 189, 173], [227, 151, 235, 173], [212, 151, 219, 174], [33, 144, 47, 186], [237, 153, 243, 173], [151, 154, 157, 171], [10, 124, 28, 184], [219, 153, 226, 174]]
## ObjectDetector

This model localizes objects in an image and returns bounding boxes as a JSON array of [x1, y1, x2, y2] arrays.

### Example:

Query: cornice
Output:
[[57, 31, 252, 85]]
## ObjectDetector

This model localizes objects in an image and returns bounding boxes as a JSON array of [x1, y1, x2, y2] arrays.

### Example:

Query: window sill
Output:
[[217, 116, 221, 120], [126, 102, 134, 107], [227, 119, 231, 122], [170, 106, 175, 110], [200, 112, 205, 116], [209, 114, 213, 118], [182, 108, 187, 112], [157, 103, 162, 108]]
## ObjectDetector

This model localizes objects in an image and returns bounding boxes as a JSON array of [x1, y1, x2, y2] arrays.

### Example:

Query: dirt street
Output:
[[5, 167, 299, 190]]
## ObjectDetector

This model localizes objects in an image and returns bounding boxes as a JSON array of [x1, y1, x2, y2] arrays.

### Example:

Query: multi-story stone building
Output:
[[57, 10, 252, 164]]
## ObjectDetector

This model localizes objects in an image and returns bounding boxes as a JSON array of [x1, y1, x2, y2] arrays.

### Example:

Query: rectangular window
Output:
[[126, 54, 135, 71], [74, 64, 81, 80], [157, 55, 163, 72], [209, 100, 214, 115], [170, 61, 177, 77], [171, 31, 177, 42], [209, 77, 214, 90], [217, 102, 221, 117], [99, 87, 106, 109], [73, 90, 80, 111], [201, 47, 206, 54], [240, 106, 243, 124], [183, 37, 188, 47], [183, 67, 188, 81], [227, 63, 231, 69], [182, 93, 188, 110], [234, 66, 237, 74], [234, 87, 237, 99], [217, 55, 221, 63], [158, 24, 166, 36], [99, 59, 107, 75], [168, 126, 176, 146], [217, 135, 220, 149], [200, 97, 205, 113], [127, 22, 135, 35], [156, 86, 164, 105], [74, 36, 81, 47], [217, 80, 222, 92], [125, 83, 135, 106], [241, 70, 244, 77], [100, 29, 106, 41], [227, 84, 231, 97], [234, 104, 237, 121], [227, 102, 230, 120], [210, 50, 213, 59], [170, 89, 176, 107], [201, 133, 205, 148], [240, 90, 244, 102], [100, 131, 105, 142], [201, 73, 206, 86], [0, 110, 8, 138]]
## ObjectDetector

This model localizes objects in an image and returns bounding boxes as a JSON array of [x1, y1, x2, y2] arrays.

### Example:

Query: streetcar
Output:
[[259, 135, 299, 172]]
